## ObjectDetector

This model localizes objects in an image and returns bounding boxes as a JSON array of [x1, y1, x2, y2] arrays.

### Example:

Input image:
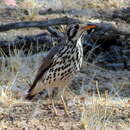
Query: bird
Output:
[[25, 24, 97, 115]]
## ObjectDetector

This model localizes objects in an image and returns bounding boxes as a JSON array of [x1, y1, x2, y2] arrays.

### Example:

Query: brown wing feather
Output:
[[25, 44, 65, 100]]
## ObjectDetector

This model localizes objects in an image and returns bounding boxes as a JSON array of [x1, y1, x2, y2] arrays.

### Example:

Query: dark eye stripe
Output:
[[67, 27, 71, 37], [67, 24, 79, 40], [69, 29, 77, 40]]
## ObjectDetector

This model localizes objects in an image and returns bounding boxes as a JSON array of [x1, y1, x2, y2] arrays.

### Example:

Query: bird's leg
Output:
[[60, 88, 69, 116], [47, 88, 57, 115], [51, 98, 58, 115], [60, 95, 69, 115]]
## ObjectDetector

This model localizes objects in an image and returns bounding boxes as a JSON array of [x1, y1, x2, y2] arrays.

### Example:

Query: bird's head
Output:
[[66, 24, 97, 42]]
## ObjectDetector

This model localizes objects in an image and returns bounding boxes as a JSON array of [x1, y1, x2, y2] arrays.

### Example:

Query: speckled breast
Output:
[[42, 38, 83, 87]]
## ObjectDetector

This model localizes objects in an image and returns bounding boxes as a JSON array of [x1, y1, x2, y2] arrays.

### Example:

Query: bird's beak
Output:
[[80, 25, 97, 31]]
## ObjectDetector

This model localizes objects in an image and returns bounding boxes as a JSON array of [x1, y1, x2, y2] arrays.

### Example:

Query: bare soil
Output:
[[0, 1, 130, 130]]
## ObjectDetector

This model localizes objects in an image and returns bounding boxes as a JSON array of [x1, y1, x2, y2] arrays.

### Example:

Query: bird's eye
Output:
[[87, 28, 96, 34], [74, 24, 79, 29]]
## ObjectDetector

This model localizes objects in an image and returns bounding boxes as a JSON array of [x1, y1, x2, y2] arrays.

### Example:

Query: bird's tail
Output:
[[25, 93, 36, 100], [25, 82, 36, 100]]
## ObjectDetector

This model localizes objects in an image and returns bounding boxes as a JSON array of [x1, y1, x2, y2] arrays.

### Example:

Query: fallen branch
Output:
[[0, 17, 80, 32], [112, 7, 130, 23], [0, 24, 67, 55], [47, 26, 64, 38], [39, 7, 130, 24], [105, 62, 130, 70], [39, 8, 99, 18]]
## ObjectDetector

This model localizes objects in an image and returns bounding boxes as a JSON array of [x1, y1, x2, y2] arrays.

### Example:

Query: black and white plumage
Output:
[[25, 24, 97, 100]]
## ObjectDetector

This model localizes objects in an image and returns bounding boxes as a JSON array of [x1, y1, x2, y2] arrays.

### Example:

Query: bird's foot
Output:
[[52, 108, 69, 116]]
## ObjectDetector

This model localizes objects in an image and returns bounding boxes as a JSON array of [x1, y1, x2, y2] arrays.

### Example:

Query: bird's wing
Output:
[[27, 44, 65, 94]]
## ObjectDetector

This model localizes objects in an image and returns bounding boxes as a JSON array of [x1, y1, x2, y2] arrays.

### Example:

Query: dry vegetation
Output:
[[0, 0, 130, 130]]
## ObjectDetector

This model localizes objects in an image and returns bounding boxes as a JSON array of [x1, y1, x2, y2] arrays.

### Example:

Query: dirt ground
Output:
[[1, 62, 130, 130], [0, 0, 130, 130]]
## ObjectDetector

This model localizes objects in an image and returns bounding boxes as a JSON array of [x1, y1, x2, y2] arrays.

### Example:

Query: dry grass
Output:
[[18, 0, 45, 21], [80, 96, 130, 129], [0, 48, 130, 129], [0, 0, 130, 129], [81, 0, 129, 9], [56, 0, 130, 9]]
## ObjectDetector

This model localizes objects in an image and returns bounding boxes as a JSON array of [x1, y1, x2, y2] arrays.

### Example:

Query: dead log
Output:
[[39, 7, 130, 24], [112, 7, 130, 23], [0, 17, 80, 32], [0, 32, 56, 56], [105, 62, 130, 70], [39, 8, 99, 18], [37, 9, 130, 35], [0, 24, 65, 56]]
